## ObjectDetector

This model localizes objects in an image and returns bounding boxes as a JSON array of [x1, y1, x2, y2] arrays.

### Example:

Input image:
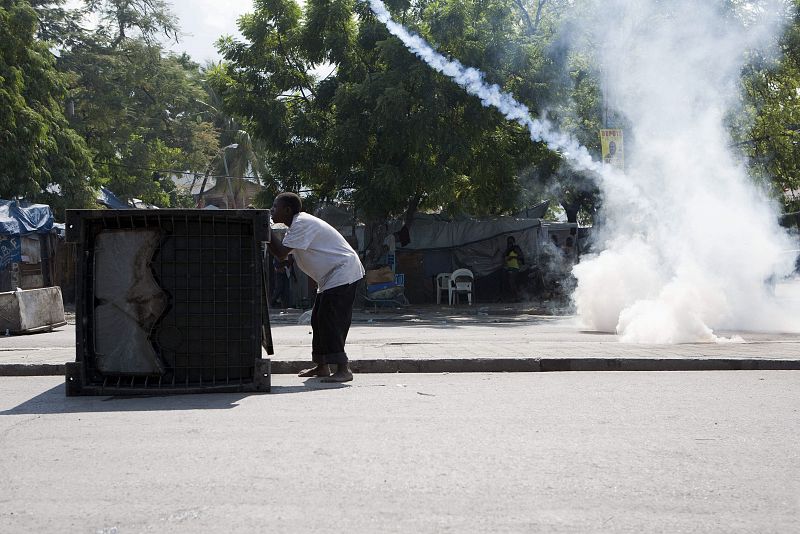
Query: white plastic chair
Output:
[[449, 268, 474, 305], [435, 273, 451, 304]]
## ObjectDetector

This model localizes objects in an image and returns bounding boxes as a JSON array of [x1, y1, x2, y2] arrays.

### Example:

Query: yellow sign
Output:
[[600, 129, 624, 170]]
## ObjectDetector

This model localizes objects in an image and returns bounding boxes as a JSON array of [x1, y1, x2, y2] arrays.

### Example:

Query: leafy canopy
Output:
[[0, 0, 96, 213], [212, 0, 602, 220]]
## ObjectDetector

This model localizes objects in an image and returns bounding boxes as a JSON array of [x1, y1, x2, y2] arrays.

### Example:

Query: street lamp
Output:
[[222, 143, 239, 209]]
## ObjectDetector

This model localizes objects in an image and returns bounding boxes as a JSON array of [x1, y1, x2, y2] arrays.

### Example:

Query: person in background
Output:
[[504, 236, 525, 300], [564, 236, 576, 259], [270, 255, 294, 309], [267, 192, 365, 383]]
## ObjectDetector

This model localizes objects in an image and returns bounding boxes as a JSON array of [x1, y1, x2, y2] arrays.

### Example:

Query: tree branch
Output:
[[513, 0, 535, 36], [276, 32, 316, 103], [533, 0, 547, 34]]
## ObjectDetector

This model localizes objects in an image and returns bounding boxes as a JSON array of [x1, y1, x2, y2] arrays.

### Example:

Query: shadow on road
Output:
[[271, 380, 350, 394], [0, 380, 349, 415]]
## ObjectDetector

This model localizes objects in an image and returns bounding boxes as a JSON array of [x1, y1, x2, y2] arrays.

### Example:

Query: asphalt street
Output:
[[1, 372, 798, 533]]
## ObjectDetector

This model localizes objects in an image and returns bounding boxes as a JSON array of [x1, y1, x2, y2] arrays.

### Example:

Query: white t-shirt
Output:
[[281, 212, 365, 292]]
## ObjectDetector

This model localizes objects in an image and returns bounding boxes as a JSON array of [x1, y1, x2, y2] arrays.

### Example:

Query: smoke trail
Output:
[[366, 0, 600, 174]]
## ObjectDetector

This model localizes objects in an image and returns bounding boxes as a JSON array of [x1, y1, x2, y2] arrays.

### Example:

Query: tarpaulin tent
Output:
[[390, 213, 577, 277], [97, 187, 129, 210], [0, 200, 54, 236], [0, 201, 54, 271], [388, 213, 580, 303]]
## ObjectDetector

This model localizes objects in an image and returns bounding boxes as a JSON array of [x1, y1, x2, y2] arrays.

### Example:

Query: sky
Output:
[[163, 0, 252, 63], [65, 0, 254, 63]]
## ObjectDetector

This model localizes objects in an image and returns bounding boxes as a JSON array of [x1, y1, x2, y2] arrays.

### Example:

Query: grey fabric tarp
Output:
[[390, 214, 576, 277], [390, 215, 543, 251]]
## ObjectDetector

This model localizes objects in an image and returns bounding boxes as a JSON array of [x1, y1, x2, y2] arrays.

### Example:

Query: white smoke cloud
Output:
[[366, 0, 800, 342], [571, 0, 800, 342]]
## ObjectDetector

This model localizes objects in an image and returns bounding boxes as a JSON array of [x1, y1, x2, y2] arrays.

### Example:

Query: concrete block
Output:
[[0, 286, 66, 334]]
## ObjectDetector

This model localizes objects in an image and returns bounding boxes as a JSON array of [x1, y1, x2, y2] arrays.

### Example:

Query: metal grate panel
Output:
[[65, 209, 271, 395]]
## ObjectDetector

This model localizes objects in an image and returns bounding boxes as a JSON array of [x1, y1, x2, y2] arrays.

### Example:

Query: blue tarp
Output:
[[97, 187, 129, 210], [0, 200, 54, 237], [0, 235, 21, 269]]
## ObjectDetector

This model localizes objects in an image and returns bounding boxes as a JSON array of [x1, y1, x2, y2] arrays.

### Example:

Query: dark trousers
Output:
[[311, 279, 361, 365]]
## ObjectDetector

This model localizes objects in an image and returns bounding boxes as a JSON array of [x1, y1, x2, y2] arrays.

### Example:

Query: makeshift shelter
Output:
[[97, 187, 129, 209], [388, 213, 581, 303], [0, 200, 58, 292]]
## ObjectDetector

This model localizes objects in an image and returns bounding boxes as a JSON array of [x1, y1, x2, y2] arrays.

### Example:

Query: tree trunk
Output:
[[363, 219, 388, 270], [196, 167, 212, 207], [561, 200, 580, 224], [362, 194, 422, 269], [404, 193, 422, 229]]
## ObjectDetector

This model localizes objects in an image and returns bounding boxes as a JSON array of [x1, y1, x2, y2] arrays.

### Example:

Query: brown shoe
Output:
[[298, 364, 331, 377], [321, 368, 353, 383]]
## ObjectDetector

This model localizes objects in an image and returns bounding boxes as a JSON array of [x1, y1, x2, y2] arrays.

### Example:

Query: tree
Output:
[[29, 0, 89, 49], [60, 40, 221, 205], [83, 0, 179, 47], [38, 0, 225, 207], [738, 0, 800, 212], [20, 0, 229, 208], [194, 76, 275, 208], [212, 0, 602, 226], [0, 0, 96, 213]]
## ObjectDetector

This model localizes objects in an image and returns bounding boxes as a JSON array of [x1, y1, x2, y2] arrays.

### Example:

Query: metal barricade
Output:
[[64, 209, 272, 395]]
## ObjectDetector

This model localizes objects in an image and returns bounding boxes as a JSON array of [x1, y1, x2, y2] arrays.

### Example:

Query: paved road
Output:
[[1, 372, 798, 533]]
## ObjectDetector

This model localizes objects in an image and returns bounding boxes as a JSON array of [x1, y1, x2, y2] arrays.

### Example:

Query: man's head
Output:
[[507, 236, 516, 246], [271, 192, 302, 225]]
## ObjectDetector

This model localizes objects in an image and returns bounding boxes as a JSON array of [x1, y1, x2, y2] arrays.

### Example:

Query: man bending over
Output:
[[268, 192, 365, 382]]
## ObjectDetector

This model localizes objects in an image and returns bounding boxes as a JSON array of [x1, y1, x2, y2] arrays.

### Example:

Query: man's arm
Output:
[[267, 228, 293, 260]]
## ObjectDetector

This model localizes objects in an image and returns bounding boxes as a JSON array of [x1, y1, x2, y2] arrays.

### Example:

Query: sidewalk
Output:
[[2, 304, 800, 376]]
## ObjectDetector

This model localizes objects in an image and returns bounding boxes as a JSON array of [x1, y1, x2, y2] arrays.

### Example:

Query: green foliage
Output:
[[60, 38, 221, 205], [0, 0, 96, 214], [212, 0, 603, 222], [83, 0, 179, 46], [14, 0, 800, 223], [738, 0, 800, 212], [13, 0, 257, 210], [29, 0, 88, 48]]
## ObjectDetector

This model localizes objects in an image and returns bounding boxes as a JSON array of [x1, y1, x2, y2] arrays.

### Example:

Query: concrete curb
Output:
[[4, 358, 800, 377], [0, 364, 66, 376], [276, 358, 800, 374]]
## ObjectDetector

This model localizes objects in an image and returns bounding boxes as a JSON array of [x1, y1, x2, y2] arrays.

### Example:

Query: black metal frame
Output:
[[65, 209, 272, 396]]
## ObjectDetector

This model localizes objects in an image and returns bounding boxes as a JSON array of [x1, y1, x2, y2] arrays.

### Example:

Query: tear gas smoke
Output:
[[366, 0, 800, 342], [571, 0, 800, 342]]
